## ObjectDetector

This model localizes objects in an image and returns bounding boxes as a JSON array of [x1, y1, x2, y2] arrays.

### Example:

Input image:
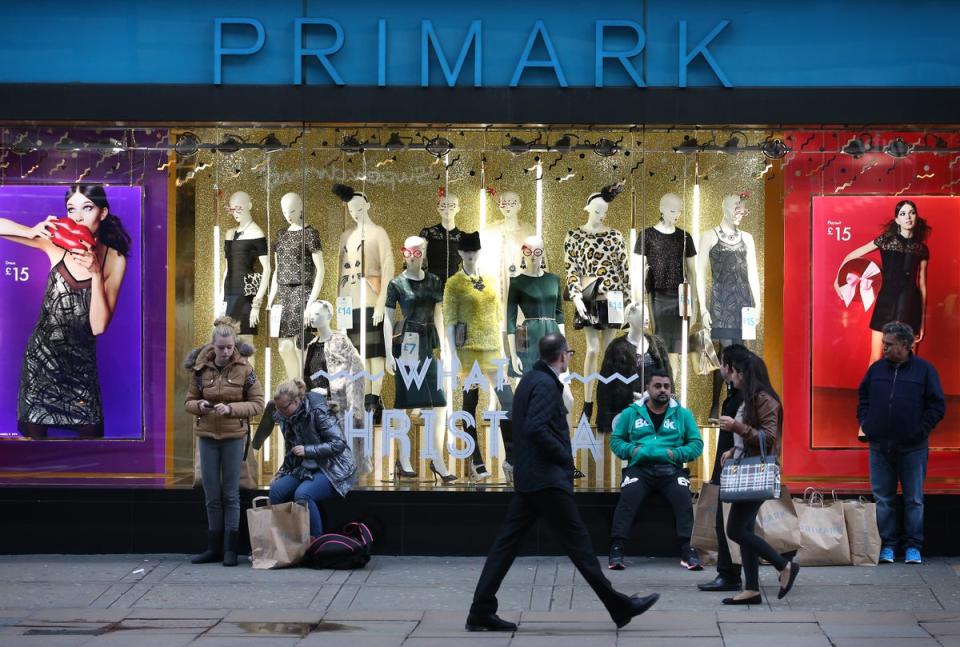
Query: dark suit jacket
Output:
[[512, 360, 575, 493]]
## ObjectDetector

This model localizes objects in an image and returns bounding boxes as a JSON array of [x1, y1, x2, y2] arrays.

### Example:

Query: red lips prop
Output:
[[48, 217, 96, 252]]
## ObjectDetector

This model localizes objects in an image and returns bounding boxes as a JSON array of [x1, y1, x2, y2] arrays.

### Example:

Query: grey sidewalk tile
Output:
[[297, 634, 406, 647], [0, 635, 98, 647], [83, 631, 197, 646], [192, 638, 302, 647], [915, 612, 960, 622], [716, 610, 815, 622], [321, 610, 425, 622], [206, 621, 317, 637], [123, 560, 181, 585], [123, 608, 226, 620], [719, 621, 827, 636], [412, 609, 518, 637], [117, 618, 218, 630], [549, 585, 574, 611], [401, 639, 511, 647], [329, 620, 418, 634], [132, 583, 324, 609], [936, 638, 960, 647], [815, 611, 919, 624], [348, 585, 476, 611], [326, 584, 361, 610], [783, 585, 941, 611], [616, 639, 723, 647], [0, 583, 113, 609], [520, 611, 610, 622], [510, 635, 616, 647], [0, 559, 145, 583], [22, 608, 128, 623], [519, 621, 614, 634], [225, 610, 324, 623], [89, 583, 133, 609], [828, 640, 940, 647], [820, 623, 931, 638], [533, 561, 558, 586], [920, 621, 960, 635], [306, 584, 343, 611], [529, 586, 553, 612], [162, 563, 332, 585], [107, 582, 161, 610]]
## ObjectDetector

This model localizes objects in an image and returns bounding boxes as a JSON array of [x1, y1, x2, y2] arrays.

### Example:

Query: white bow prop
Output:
[[839, 261, 881, 311]]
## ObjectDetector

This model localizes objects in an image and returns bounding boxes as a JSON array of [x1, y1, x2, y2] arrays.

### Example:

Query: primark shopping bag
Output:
[[722, 487, 800, 564], [794, 488, 851, 566], [691, 484, 720, 553], [843, 498, 881, 566], [246, 496, 310, 569]]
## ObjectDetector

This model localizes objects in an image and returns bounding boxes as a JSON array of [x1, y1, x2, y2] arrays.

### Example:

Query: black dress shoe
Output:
[[777, 560, 800, 599], [698, 575, 743, 592], [465, 613, 517, 632], [722, 594, 762, 605], [613, 592, 660, 628]]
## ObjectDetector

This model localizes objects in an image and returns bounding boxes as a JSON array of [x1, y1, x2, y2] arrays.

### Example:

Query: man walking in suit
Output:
[[466, 332, 660, 632]]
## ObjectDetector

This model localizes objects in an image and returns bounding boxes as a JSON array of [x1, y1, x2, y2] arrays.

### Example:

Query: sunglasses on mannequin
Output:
[[401, 247, 423, 259], [521, 246, 544, 257]]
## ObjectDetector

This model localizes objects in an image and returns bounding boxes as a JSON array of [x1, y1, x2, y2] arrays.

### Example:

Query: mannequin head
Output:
[[436, 194, 460, 228], [402, 235, 427, 273], [332, 183, 371, 224], [280, 192, 304, 227], [306, 300, 334, 332], [498, 191, 521, 221], [659, 193, 683, 227], [228, 191, 253, 226], [624, 302, 650, 331], [721, 194, 747, 227], [520, 234, 546, 276], [457, 231, 481, 273], [583, 194, 610, 225], [458, 248, 480, 273]]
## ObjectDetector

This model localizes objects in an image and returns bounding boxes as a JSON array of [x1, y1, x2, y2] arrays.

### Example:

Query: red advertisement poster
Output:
[[811, 195, 960, 448]]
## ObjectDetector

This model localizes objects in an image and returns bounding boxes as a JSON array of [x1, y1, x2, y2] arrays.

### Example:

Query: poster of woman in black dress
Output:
[[0, 184, 131, 439]]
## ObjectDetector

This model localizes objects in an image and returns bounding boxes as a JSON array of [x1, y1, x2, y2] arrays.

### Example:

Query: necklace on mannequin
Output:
[[718, 225, 740, 243], [463, 267, 485, 292], [234, 221, 252, 239]]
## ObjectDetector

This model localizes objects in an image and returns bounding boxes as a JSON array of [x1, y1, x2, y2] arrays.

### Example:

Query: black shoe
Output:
[[777, 559, 800, 599], [393, 459, 418, 479], [222, 530, 239, 567], [191, 530, 223, 564], [612, 593, 660, 628], [722, 594, 762, 605], [465, 613, 517, 632], [681, 546, 703, 571], [580, 401, 594, 423], [429, 460, 457, 484], [608, 544, 625, 570], [697, 575, 742, 592]]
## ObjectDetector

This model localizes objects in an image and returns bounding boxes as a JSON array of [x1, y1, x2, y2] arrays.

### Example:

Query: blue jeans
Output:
[[869, 446, 928, 551], [269, 472, 336, 537], [198, 436, 246, 532]]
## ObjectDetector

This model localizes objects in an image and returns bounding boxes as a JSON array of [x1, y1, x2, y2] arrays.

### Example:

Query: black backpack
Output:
[[303, 521, 374, 570]]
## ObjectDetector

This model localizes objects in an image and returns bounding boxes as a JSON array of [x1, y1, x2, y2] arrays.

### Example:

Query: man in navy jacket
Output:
[[466, 333, 659, 632], [857, 321, 946, 564]]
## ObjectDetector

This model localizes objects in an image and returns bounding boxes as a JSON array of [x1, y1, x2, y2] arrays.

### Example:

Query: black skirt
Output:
[[347, 306, 386, 358], [650, 289, 683, 353]]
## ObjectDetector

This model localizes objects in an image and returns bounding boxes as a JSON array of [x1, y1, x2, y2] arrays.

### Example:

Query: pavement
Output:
[[0, 554, 959, 646]]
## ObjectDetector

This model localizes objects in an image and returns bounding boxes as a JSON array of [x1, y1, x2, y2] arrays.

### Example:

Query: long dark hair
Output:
[[65, 184, 131, 256], [882, 200, 931, 244], [731, 353, 782, 429]]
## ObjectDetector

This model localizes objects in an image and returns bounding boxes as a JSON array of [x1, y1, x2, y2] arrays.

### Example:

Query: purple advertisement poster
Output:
[[0, 185, 142, 440]]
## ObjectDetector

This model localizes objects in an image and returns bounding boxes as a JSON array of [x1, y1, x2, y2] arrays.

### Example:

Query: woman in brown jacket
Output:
[[717, 353, 799, 604], [184, 317, 264, 566]]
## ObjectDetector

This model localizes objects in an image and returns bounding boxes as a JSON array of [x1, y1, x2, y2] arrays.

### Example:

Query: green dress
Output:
[[385, 272, 446, 408], [506, 272, 564, 374]]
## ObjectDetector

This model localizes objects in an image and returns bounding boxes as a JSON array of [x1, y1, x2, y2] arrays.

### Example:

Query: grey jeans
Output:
[[199, 436, 246, 532]]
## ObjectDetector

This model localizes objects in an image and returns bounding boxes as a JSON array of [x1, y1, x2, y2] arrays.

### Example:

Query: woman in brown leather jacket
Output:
[[184, 317, 264, 566], [717, 353, 799, 604]]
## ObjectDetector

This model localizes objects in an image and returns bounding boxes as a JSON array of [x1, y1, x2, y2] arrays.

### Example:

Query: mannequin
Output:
[[268, 192, 324, 379], [696, 194, 761, 421], [595, 303, 672, 434], [333, 183, 394, 423], [562, 182, 630, 422], [419, 192, 463, 288], [384, 235, 454, 483], [222, 191, 270, 353], [506, 235, 565, 375], [481, 191, 536, 306], [443, 231, 515, 480], [632, 193, 699, 379]]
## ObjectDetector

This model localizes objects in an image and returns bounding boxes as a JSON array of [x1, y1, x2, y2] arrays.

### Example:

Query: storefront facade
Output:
[[0, 1, 958, 552]]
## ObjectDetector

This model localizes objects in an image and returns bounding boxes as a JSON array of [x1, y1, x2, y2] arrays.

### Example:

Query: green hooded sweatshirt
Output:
[[609, 396, 703, 468]]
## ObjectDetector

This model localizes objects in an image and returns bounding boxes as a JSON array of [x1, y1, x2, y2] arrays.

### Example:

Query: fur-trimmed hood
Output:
[[183, 341, 255, 371]]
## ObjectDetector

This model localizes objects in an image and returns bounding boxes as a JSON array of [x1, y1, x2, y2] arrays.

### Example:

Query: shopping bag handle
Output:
[[252, 496, 271, 509]]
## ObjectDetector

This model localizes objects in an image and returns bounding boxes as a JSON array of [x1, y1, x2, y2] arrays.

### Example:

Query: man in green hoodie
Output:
[[608, 368, 703, 570]]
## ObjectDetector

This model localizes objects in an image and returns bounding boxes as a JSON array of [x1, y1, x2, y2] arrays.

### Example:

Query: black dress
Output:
[[869, 232, 928, 333], [18, 257, 103, 438], [419, 223, 462, 288], [273, 227, 322, 338], [385, 273, 447, 408], [708, 230, 752, 341], [224, 235, 268, 335], [595, 334, 671, 434], [637, 227, 697, 353]]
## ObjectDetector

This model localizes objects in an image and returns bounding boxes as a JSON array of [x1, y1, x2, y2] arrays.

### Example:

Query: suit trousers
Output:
[[470, 488, 630, 619]]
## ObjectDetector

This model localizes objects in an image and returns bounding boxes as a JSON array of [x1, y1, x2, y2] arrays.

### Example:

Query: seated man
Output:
[[608, 369, 704, 570]]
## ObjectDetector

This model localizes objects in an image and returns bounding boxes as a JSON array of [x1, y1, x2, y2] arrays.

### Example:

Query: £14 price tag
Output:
[[606, 291, 625, 325], [336, 296, 353, 331]]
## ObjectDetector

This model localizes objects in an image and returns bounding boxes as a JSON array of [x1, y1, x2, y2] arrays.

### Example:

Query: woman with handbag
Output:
[[717, 354, 799, 604], [184, 316, 265, 566], [268, 379, 357, 539]]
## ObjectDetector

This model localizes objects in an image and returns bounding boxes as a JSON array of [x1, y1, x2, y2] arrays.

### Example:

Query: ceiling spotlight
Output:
[[883, 137, 911, 158], [425, 136, 454, 157], [54, 137, 82, 152], [593, 138, 621, 157], [550, 133, 577, 151], [760, 138, 791, 160], [215, 134, 244, 154], [841, 135, 871, 159], [673, 135, 700, 154], [174, 132, 200, 157], [259, 133, 284, 152], [385, 132, 406, 151], [340, 134, 363, 153]]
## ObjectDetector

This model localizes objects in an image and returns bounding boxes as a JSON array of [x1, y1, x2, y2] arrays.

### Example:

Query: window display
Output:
[[221, 191, 270, 339], [506, 235, 564, 376]]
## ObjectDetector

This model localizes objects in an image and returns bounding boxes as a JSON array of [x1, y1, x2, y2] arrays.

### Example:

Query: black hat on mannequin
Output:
[[458, 231, 481, 252]]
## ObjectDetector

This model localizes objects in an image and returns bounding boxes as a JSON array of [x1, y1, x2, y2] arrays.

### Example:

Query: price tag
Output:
[[741, 306, 758, 340], [607, 291, 625, 325], [269, 305, 283, 338], [336, 296, 353, 331], [399, 331, 420, 364], [215, 300, 227, 318], [825, 220, 852, 242]]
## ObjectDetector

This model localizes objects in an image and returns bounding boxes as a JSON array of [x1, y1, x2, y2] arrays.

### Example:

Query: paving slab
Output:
[[21, 608, 128, 623], [615, 639, 723, 647], [783, 585, 941, 611], [828, 640, 940, 647], [83, 630, 197, 646], [321, 610, 425, 622], [0, 583, 113, 609], [509, 635, 616, 647], [297, 634, 406, 647], [0, 635, 97, 647], [819, 623, 930, 638], [131, 583, 323, 609], [162, 562, 332, 584], [401, 638, 511, 647], [123, 608, 226, 619], [920, 621, 960, 635], [191, 637, 302, 647]]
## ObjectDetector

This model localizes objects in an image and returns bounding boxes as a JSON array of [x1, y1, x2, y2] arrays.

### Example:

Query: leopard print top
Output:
[[562, 227, 630, 299]]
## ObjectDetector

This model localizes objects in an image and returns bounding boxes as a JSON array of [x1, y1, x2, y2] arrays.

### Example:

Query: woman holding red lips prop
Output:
[[0, 184, 131, 439]]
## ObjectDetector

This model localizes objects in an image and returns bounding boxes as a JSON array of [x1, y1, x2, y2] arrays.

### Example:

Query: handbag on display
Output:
[[243, 272, 262, 297], [694, 328, 721, 375], [719, 429, 781, 502], [515, 324, 529, 353], [454, 322, 467, 348]]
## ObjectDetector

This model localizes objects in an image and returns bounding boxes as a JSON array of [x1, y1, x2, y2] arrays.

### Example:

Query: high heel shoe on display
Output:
[[468, 461, 491, 481], [393, 459, 418, 479], [429, 461, 457, 484]]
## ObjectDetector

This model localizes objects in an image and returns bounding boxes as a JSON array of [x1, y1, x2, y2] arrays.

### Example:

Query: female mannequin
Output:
[[632, 193, 699, 379], [333, 184, 394, 423], [223, 191, 270, 351], [481, 191, 535, 302], [419, 193, 463, 288], [443, 231, 515, 480], [268, 192, 324, 379], [696, 194, 761, 421], [506, 235, 564, 375], [562, 183, 630, 422], [384, 236, 454, 483], [595, 303, 671, 434]]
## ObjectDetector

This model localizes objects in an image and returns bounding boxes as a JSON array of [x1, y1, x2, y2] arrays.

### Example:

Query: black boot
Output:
[[222, 530, 239, 567], [708, 370, 723, 423], [191, 530, 223, 564], [372, 394, 384, 425], [580, 401, 594, 424]]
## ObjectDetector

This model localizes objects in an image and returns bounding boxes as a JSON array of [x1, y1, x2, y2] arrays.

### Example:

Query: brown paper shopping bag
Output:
[[794, 488, 851, 566], [843, 498, 881, 566], [722, 487, 800, 564], [692, 484, 720, 553], [246, 496, 310, 569]]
